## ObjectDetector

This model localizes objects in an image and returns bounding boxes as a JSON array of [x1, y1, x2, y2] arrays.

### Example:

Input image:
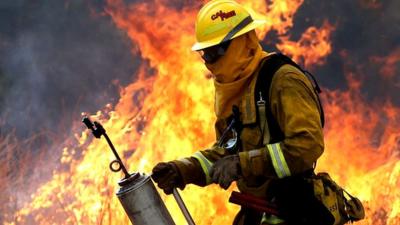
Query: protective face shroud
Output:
[[208, 31, 268, 118]]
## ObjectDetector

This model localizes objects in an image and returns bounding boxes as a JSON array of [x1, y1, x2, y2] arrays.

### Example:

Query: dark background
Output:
[[0, 0, 139, 140]]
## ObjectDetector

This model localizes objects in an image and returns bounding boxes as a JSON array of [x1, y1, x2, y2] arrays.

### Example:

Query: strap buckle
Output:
[[257, 92, 266, 106]]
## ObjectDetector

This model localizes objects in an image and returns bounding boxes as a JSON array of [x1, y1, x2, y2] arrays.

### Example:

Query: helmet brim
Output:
[[191, 19, 267, 51]]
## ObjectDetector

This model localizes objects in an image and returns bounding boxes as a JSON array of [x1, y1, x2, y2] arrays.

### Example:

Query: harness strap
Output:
[[255, 53, 325, 144], [257, 92, 270, 145]]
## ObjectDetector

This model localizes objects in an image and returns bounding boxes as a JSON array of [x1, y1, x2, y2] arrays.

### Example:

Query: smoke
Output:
[[0, 0, 138, 139], [290, 0, 400, 103]]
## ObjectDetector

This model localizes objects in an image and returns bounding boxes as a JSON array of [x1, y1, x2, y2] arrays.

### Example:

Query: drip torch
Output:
[[82, 117, 195, 225]]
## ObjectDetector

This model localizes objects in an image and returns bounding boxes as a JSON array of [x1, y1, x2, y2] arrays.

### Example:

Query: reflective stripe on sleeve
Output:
[[267, 143, 291, 178], [192, 152, 213, 185], [261, 213, 285, 224]]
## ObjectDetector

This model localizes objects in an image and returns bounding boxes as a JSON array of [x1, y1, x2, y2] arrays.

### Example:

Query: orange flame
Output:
[[277, 21, 335, 68], [370, 47, 400, 79], [5, 0, 399, 225], [319, 74, 400, 225]]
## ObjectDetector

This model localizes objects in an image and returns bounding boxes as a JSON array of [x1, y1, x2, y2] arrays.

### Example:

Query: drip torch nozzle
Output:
[[82, 117, 104, 138], [82, 117, 131, 179]]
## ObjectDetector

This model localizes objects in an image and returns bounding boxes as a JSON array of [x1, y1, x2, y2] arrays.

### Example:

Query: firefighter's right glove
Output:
[[152, 162, 184, 195], [210, 154, 241, 190]]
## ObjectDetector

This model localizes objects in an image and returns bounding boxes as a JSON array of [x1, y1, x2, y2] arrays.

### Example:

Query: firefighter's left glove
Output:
[[152, 162, 184, 195], [210, 155, 241, 189]]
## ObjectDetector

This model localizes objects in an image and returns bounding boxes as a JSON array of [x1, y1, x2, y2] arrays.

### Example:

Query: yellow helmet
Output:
[[192, 0, 266, 51]]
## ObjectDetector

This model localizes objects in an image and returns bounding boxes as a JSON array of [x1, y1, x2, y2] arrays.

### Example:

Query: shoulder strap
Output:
[[255, 53, 325, 143]]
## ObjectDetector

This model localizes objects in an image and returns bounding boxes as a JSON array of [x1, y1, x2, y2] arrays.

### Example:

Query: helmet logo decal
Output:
[[211, 10, 236, 21]]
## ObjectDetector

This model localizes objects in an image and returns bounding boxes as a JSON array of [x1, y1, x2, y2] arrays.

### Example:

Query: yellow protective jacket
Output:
[[173, 57, 324, 197]]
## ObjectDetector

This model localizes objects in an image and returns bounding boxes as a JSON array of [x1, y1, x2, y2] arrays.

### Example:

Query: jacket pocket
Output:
[[241, 125, 262, 150]]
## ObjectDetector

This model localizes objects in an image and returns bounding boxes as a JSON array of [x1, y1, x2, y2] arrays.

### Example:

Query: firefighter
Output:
[[152, 0, 324, 224]]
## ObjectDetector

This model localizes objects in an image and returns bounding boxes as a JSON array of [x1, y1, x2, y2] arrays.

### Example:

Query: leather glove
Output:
[[210, 154, 241, 189], [152, 162, 184, 195]]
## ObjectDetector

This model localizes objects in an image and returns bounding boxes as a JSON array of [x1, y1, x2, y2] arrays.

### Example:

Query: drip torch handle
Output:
[[173, 188, 196, 225], [102, 132, 130, 178], [82, 117, 130, 178]]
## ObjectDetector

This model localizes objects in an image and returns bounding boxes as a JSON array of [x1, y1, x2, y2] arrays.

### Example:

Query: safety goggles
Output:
[[199, 40, 231, 64]]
